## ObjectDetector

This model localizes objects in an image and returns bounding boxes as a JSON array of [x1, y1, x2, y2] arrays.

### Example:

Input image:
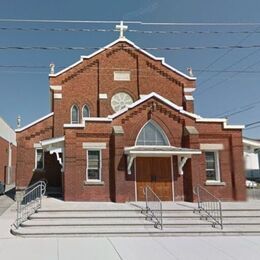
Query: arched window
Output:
[[136, 120, 169, 146], [82, 104, 90, 118], [71, 105, 79, 124]]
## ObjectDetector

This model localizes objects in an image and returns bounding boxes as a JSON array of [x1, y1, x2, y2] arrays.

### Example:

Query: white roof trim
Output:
[[196, 118, 244, 129], [223, 122, 244, 129], [84, 117, 112, 122], [124, 146, 201, 156], [49, 38, 196, 80], [64, 117, 112, 129], [15, 112, 54, 133], [108, 92, 200, 120], [196, 118, 226, 123], [243, 138, 260, 147], [40, 136, 65, 147], [64, 123, 85, 128], [62, 92, 244, 131]]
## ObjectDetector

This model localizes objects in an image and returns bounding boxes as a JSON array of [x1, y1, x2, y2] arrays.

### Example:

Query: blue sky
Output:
[[0, 0, 260, 138]]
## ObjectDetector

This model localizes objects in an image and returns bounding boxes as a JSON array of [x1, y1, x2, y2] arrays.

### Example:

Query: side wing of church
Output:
[[15, 32, 246, 202]]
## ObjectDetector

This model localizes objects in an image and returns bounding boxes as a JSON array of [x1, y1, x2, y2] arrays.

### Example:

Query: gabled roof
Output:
[[49, 37, 196, 81], [64, 92, 244, 130], [15, 112, 54, 133]]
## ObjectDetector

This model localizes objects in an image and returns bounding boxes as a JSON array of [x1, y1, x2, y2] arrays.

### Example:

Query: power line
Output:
[[196, 25, 259, 78], [2, 64, 260, 74], [245, 124, 260, 131], [2, 26, 260, 35], [2, 44, 260, 51], [198, 47, 259, 87], [195, 51, 260, 96], [245, 120, 260, 127], [194, 69, 260, 73], [214, 98, 260, 118], [222, 106, 255, 118], [1, 19, 260, 26]]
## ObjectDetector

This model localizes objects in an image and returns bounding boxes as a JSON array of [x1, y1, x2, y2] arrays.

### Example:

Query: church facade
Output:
[[15, 28, 246, 202]]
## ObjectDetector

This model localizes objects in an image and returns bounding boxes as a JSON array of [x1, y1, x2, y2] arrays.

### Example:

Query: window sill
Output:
[[84, 181, 104, 186], [205, 181, 226, 186]]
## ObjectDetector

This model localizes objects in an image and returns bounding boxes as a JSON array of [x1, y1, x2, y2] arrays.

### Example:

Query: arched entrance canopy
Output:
[[124, 120, 201, 175]]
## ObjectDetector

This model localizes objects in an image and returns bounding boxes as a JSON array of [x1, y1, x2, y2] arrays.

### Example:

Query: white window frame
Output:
[[35, 148, 44, 170], [70, 104, 79, 124], [86, 149, 102, 182], [205, 151, 221, 182]]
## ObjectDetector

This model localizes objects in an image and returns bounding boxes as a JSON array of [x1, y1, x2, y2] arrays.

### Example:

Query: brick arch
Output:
[[123, 102, 184, 147], [127, 114, 177, 147], [109, 88, 138, 102], [149, 113, 182, 147]]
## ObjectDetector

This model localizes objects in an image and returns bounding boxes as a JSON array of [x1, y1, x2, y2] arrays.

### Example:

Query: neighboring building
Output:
[[243, 137, 260, 182], [0, 117, 16, 186], [15, 24, 246, 202]]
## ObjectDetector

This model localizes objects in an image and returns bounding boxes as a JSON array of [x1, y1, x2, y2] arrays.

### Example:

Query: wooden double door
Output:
[[136, 157, 173, 201]]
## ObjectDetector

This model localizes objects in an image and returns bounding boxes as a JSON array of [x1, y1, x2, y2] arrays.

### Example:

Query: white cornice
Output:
[[15, 112, 54, 133], [243, 138, 260, 147], [184, 88, 196, 93], [49, 38, 196, 81], [61, 92, 243, 130], [50, 85, 62, 91]]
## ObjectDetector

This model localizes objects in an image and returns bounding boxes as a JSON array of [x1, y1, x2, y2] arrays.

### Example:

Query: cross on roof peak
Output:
[[115, 21, 128, 39]]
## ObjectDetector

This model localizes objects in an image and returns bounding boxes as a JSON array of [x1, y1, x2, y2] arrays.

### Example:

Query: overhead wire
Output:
[[1, 44, 260, 51], [2, 26, 260, 35], [195, 52, 260, 96], [2, 19, 260, 26]]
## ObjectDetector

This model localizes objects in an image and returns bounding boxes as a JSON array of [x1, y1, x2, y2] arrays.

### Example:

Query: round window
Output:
[[111, 92, 134, 112]]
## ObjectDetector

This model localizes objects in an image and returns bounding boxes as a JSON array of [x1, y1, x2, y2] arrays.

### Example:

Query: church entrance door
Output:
[[136, 157, 173, 201]]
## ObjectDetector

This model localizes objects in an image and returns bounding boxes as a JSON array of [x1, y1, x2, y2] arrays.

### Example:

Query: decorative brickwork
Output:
[[16, 38, 246, 202]]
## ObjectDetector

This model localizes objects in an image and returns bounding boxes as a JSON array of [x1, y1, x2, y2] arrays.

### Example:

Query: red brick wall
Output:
[[50, 41, 195, 137], [16, 115, 53, 189], [16, 40, 246, 202], [63, 124, 112, 201]]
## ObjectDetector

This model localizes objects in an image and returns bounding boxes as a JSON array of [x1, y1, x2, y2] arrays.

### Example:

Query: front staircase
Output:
[[11, 199, 260, 237]]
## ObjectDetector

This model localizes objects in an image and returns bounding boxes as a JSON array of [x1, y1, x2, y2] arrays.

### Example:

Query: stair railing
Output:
[[14, 180, 47, 228], [193, 185, 223, 229], [143, 185, 163, 230]]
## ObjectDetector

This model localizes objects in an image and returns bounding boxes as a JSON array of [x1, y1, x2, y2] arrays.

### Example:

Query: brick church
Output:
[[16, 23, 246, 202]]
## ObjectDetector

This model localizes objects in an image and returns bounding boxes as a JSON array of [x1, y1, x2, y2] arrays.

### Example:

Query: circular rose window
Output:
[[111, 92, 134, 112]]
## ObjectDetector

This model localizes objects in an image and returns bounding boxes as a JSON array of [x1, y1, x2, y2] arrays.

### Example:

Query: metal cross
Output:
[[115, 21, 128, 38]]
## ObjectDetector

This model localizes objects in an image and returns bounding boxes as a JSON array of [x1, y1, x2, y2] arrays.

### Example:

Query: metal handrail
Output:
[[14, 180, 47, 228], [143, 185, 163, 230], [193, 185, 223, 229]]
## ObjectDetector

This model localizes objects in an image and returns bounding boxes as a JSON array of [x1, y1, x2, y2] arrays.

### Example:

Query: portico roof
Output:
[[124, 145, 201, 156], [40, 136, 65, 148]]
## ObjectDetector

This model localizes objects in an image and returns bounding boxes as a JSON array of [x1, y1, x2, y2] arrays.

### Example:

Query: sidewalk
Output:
[[1, 198, 260, 259], [0, 236, 260, 260]]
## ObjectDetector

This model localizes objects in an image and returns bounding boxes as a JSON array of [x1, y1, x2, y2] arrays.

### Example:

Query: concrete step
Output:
[[11, 225, 260, 238], [21, 218, 212, 227]]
